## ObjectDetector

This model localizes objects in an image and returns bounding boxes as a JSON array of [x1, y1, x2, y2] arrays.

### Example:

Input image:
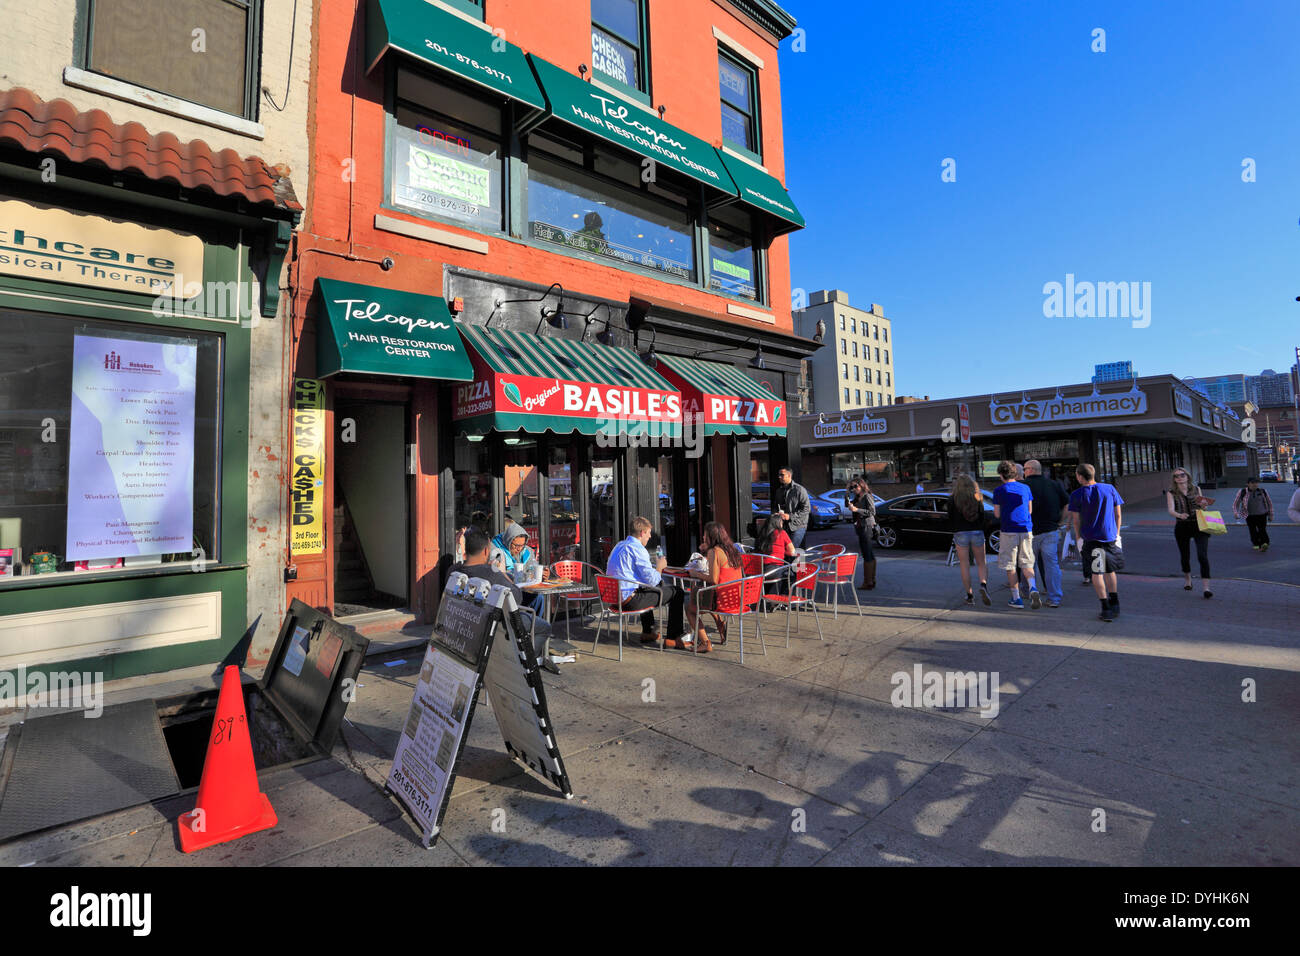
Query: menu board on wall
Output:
[[65, 333, 197, 561]]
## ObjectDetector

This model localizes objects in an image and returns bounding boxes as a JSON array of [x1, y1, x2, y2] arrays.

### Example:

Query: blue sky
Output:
[[778, 0, 1300, 399]]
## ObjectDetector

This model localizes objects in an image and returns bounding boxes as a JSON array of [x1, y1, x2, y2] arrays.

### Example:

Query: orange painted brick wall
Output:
[[303, 0, 795, 333]]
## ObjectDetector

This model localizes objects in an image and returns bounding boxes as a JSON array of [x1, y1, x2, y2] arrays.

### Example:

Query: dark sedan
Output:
[[873, 493, 1001, 553]]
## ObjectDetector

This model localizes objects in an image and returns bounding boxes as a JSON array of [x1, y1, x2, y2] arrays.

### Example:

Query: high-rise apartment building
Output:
[[794, 290, 894, 411], [1093, 361, 1137, 383], [1187, 374, 1248, 405]]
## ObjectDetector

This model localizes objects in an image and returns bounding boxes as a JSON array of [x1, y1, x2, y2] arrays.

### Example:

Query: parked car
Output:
[[815, 488, 885, 521], [873, 492, 1000, 553], [747, 499, 772, 539], [1260, 469, 1279, 482]]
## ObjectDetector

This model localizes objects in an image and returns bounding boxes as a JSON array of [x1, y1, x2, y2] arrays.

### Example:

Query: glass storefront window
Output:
[[707, 206, 759, 301], [546, 444, 579, 562], [527, 140, 695, 282], [452, 436, 494, 535], [898, 447, 941, 484], [944, 445, 975, 483], [0, 309, 221, 579], [831, 452, 861, 485], [864, 449, 897, 483], [391, 70, 504, 232], [591, 454, 618, 567], [502, 438, 541, 555]]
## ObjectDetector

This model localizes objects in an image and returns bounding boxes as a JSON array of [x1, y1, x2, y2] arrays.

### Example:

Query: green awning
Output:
[[365, 0, 546, 111], [654, 354, 787, 436], [716, 150, 805, 233], [527, 55, 737, 197], [453, 325, 682, 436], [316, 278, 474, 381]]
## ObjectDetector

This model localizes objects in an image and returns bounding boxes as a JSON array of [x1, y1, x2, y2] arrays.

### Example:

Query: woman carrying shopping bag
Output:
[[1165, 469, 1216, 598]]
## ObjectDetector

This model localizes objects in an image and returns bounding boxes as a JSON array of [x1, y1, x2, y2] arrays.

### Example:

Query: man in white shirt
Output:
[[606, 515, 682, 646]]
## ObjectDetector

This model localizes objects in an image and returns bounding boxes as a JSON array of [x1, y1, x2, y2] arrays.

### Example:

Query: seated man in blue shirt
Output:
[[606, 515, 683, 647]]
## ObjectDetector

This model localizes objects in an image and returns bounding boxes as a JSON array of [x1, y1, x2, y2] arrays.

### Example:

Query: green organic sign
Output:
[[711, 258, 752, 281], [407, 145, 491, 206]]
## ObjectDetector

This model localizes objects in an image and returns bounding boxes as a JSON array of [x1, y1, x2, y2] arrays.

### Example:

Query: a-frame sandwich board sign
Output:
[[386, 573, 503, 848]]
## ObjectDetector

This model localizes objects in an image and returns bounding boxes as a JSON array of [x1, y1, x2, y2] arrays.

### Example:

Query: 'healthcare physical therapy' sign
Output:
[[65, 333, 197, 560]]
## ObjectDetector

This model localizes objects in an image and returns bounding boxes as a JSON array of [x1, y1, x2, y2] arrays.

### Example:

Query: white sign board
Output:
[[812, 416, 888, 440], [65, 332, 197, 560], [990, 386, 1147, 426]]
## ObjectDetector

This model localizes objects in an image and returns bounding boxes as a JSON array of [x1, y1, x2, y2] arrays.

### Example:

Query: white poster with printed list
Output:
[[65, 332, 197, 561]]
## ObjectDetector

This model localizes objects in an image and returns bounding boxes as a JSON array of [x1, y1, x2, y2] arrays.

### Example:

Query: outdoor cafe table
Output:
[[520, 577, 589, 657]]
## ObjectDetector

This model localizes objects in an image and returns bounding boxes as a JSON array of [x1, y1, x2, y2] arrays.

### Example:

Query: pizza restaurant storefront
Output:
[[800, 376, 1248, 503], [291, 276, 794, 626]]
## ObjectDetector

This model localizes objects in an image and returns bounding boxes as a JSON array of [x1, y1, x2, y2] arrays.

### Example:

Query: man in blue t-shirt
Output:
[[992, 460, 1040, 609], [1068, 463, 1125, 621]]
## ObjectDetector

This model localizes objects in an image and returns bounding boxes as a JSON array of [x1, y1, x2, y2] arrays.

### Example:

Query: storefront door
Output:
[[333, 396, 411, 614]]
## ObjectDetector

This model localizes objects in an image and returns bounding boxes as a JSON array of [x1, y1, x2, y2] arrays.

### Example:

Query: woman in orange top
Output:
[[681, 521, 744, 654]]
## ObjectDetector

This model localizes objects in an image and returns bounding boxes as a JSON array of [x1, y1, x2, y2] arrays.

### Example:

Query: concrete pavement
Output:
[[1, 551, 1296, 866]]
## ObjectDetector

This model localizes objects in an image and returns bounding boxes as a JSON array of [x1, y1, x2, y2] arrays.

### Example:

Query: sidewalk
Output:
[[2, 554, 1297, 866]]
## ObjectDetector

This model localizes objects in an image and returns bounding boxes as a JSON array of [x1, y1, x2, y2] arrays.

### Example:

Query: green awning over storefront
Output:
[[365, 0, 546, 110], [715, 150, 805, 233], [454, 325, 682, 436], [316, 278, 474, 381], [655, 354, 787, 436], [527, 55, 737, 197]]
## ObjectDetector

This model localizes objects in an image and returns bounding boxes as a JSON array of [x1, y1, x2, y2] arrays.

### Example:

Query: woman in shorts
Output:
[[947, 475, 991, 606]]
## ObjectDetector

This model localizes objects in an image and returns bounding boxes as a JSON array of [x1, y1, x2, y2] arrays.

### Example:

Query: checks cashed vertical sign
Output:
[[291, 379, 326, 555]]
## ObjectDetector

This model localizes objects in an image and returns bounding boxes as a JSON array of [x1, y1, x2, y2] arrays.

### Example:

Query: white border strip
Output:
[[728, 302, 775, 323], [375, 214, 490, 254], [713, 26, 766, 69], [62, 67, 266, 140]]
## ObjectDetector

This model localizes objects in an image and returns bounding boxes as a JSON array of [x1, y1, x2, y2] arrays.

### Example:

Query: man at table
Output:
[[449, 529, 551, 663], [606, 516, 683, 647]]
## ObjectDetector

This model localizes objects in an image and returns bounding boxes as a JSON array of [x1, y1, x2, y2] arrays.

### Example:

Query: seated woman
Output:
[[755, 513, 797, 593], [489, 520, 549, 613], [684, 521, 745, 654]]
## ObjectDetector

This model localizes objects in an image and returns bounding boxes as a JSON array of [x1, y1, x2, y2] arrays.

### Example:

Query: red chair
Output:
[[549, 560, 602, 645], [592, 574, 658, 662], [694, 572, 766, 663], [816, 552, 864, 619], [762, 562, 825, 646]]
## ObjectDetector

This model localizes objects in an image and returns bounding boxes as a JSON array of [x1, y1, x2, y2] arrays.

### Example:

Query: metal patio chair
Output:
[[592, 574, 663, 662], [691, 570, 767, 664], [548, 560, 603, 645], [759, 562, 825, 646], [815, 552, 864, 619]]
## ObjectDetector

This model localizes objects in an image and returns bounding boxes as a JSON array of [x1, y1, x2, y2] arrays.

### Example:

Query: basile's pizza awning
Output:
[[453, 325, 682, 437], [654, 354, 787, 436]]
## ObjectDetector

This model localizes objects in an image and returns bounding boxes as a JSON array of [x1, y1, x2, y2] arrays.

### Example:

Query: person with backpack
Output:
[[1233, 477, 1273, 551]]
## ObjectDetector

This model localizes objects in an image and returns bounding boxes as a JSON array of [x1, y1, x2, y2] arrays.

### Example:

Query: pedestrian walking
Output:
[[915, 480, 925, 494], [1069, 463, 1125, 621], [772, 466, 811, 548], [1166, 468, 1214, 598], [1289, 486, 1300, 523], [1233, 477, 1273, 551], [947, 474, 990, 606], [1023, 459, 1069, 607], [991, 460, 1040, 609], [846, 478, 878, 590]]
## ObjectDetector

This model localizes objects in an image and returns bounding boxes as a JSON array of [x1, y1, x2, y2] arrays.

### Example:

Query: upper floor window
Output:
[[850, 318, 856, 334], [840, 340, 846, 355], [885, 349, 890, 364], [83, 0, 262, 119], [839, 315, 846, 330], [592, 0, 649, 99], [528, 132, 695, 283], [873, 325, 879, 339], [883, 328, 888, 343], [706, 206, 760, 302], [875, 347, 880, 362], [718, 49, 760, 159], [856, 389, 862, 404], [841, 363, 848, 379], [851, 341, 857, 357], [390, 68, 505, 233], [843, 387, 850, 403]]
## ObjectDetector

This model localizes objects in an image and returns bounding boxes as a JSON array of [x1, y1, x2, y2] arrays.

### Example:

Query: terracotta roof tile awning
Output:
[[0, 88, 300, 213]]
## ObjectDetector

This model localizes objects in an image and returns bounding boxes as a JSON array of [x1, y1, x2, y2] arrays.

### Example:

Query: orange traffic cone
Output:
[[177, 665, 278, 853]]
